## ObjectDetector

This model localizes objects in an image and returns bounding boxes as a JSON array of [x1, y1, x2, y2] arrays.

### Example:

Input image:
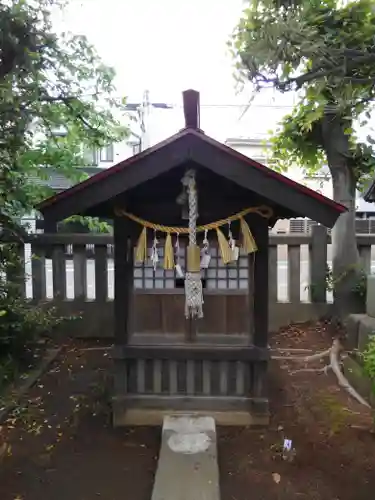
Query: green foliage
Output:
[[0, 244, 64, 388], [61, 216, 112, 233], [0, 0, 129, 226], [0, 0, 128, 384], [325, 263, 367, 298], [230, 0, 375, 185], [361, 336, 375, 387]]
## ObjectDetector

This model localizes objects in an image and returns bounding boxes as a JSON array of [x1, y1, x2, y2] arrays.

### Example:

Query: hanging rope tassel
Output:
[[164, 233, 175, 270], [182, 169, 203, 319], [216, 227, 232, 264], [240, 217, 258, 254], [135, 227, 147, 263]]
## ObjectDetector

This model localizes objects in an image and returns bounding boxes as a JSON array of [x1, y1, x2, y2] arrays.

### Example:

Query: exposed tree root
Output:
[[301, 349, 331, 362], [329, 339, 371, 408], [272, 349, 331, 361], [272, 339, 371, 409], [289, 366, 331, 375]]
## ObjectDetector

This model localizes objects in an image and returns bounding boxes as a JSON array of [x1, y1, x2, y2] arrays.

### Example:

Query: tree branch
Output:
[[246, 50, 375, 91]]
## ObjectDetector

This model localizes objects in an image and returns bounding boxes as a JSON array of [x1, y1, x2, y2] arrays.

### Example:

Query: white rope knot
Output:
[[184, 272, 204, 318], [182, 169, 203, 319]]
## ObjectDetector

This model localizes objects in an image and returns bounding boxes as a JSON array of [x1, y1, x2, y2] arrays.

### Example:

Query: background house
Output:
[[225, 137, 375, 234], [28, 91, 375, 234]]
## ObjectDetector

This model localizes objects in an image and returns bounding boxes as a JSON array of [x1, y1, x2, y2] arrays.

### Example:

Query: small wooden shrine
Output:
[[37, 90, 345, 426]]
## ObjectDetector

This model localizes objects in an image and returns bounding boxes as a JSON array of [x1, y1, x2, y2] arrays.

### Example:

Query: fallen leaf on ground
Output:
[[272, 472, 281, 484]]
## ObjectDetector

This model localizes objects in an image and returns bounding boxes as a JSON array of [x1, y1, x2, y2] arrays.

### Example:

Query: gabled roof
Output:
[[37, 90, 346, 229]]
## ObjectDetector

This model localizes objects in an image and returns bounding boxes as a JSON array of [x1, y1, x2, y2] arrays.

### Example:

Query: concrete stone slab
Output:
[[366, 275, 375, 318], [357, 315, 375, 352], [113, 406, 269, 427], [151, 415, 220, 500], [344, 314, 367, 350]]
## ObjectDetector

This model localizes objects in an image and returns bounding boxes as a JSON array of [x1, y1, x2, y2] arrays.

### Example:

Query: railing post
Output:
[[268, 241, 277, 304], [309, 224, 328, 303], [94, 244, 108, 302], [288, 245, 301, 303], [52, 245, 67, 300], [359, 242, 372, 274], [73, 244, 87, 300], [31, 243, 46, 302]]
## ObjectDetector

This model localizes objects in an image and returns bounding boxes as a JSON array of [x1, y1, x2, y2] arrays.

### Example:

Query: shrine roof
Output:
[[37, 90, 346, 229]]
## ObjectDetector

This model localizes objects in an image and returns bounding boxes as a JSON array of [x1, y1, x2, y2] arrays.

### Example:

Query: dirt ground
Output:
[[1, 322, 375, 500]]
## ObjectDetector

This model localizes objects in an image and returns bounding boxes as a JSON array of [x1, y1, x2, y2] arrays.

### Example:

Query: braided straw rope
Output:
[[114, 205, 273, 233], [183, 170, 203, 319]]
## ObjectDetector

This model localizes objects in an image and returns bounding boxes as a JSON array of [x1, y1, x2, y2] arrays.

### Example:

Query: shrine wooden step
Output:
[[151, 415, 220, 500]]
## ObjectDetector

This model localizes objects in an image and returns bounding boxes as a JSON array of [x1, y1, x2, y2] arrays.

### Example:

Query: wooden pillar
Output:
[[250, 218, 269, 412], [114, 215, 134, 345], [252, 218, 269, 348], [309, 224, 328, 303]]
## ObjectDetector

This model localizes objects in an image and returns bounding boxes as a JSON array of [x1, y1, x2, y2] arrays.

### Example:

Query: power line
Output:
[[76, 91, 296, 109], [127, 102, 294, 109]]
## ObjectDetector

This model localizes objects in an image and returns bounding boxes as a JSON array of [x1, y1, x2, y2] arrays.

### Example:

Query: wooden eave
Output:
[[37, 128, 345, 229], [37, 88, 346, 229]]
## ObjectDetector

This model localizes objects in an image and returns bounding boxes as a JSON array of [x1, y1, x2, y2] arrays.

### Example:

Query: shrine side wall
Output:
[[7, 225, 372, 338]]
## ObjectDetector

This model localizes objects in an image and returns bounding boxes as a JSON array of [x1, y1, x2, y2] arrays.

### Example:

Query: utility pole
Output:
[[125, 90, 172, 152]]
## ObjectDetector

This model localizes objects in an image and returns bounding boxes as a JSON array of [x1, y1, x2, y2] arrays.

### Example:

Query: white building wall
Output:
[[224, 137, 375, 232]]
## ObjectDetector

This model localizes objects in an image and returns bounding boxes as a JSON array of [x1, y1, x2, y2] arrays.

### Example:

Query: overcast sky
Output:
[[52, 0, 297, 141], [52, 0, 374, 146]]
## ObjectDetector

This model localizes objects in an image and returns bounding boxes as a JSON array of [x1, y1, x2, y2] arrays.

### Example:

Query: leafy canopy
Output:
[[0, 0, 129, 372], [0, 0, 129, 231], [230, 0, 375, 187]]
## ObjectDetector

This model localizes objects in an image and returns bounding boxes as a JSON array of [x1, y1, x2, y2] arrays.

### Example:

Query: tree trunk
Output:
[[322, 113, 362, 317]]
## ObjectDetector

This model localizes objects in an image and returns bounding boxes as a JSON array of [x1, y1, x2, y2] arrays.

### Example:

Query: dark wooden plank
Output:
[[309, 224, 328, 303], [113, 394, 258, 413], [235, 362, 245, 396], [28, 233, 114, 245], [136, 360, 146, 392], [186, 360, 195, 395], [31, 244, 46, 301], [168, 361, 178, 394], [133, 294, 164, 332], [251, 361, 267, 400], [247, 252, 255, 342], [130, 332, 249, 345], [113, 361, 128, 394], [200, 295, 227, 334], [160, 295, 185, 334], [219, 361, 229, 395], [153, 360, 163, 393], [52, 245, 66, 300], [226, 295, 249, 334], [253, 219, 269, 348], [288, 245, 301, 303], [112, 344, 269, 362], [114, 215, 133, 344], [95, 245, 108, 302], [268, 245, 277, 303], [202, 361, 211, 395], [186, 317, 198, 342], [73, 244, 87, 300], [19, 231, 333, 247]]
